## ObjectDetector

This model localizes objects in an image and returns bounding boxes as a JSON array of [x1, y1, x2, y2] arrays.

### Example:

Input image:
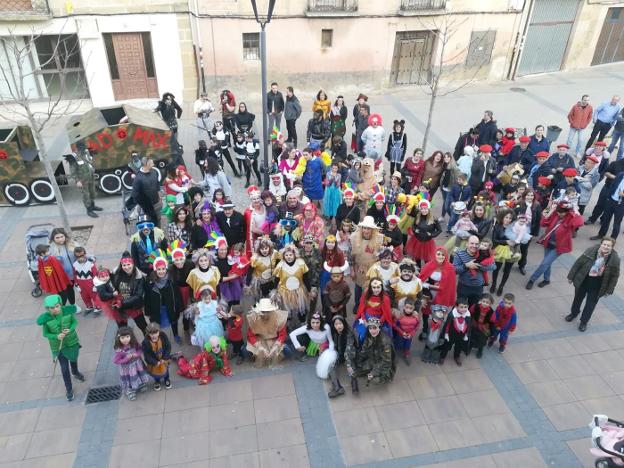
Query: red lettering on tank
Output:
[[97, 132, 113, 149], [153, 133, 169, 150]]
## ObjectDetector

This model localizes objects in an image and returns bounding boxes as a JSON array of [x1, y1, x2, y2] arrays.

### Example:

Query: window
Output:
[[0, 33, 89, 101], [140, 32, 155, 78], [242, 33, 260, 60], [321, 29, 333, 48]]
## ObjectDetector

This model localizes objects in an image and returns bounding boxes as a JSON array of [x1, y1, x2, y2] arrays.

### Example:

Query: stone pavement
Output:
[[0, 63, 623, 467]]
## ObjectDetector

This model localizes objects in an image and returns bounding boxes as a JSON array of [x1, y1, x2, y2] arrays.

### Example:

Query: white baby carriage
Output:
[[590, 415, 624, 467], [24, 223, 56, 297]]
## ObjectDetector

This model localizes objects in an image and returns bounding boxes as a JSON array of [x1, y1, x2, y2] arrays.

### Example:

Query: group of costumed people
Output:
[[38, 108, 622, 403]]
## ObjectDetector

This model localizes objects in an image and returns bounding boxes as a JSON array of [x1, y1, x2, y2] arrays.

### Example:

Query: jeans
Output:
[[586, 120, 612, 150], [598, 197, 624, 239], [57, 353, 80, 392], [570, 276, 602, 324], [566, 128, 585, 156], [152, 370, 169, 383], [608, 129, 624, 160], [286, 119, 298, 146], [268, 112, 282, 131], [441, 190, 452, 219], [447, 211, 459, 233], [529, 247, 559, 282]]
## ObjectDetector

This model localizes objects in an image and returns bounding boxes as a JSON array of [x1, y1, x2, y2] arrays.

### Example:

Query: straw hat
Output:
[[256, 298, 278, 312], [358, 216, 379, 229]]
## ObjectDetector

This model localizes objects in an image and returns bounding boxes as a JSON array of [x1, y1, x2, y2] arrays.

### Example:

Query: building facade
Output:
[[195, 0, 624, 95], [0, 0, 197, 111]]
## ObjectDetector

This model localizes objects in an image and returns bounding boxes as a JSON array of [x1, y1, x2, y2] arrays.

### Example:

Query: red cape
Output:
[[38, 256, 71, 294], [419, 247, 457, 307]]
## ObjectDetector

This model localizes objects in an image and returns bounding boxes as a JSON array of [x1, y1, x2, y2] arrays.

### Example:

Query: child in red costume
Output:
[[354, 277, 393, 341], [469, 293, 494, 358], [72, 246, 99, 315], [392, 298, 420, 365], [226, 305, 246, 364], [488, 293, 517, 353], [177, 336, 232, 385], [94, 268, 123, 325], [440, 298, 472, 367], [36, 244, 71, 299]]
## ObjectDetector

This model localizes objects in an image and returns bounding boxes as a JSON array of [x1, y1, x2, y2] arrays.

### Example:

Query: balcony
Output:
[[400, 0, 446, 12], [307, 0, 358, 16], [0, 0, 51, 19]]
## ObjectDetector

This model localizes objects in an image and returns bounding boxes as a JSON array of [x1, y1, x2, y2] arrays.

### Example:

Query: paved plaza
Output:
[[0, 63, 623, 467]]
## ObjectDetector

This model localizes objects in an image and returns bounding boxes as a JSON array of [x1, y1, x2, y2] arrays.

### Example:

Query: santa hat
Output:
[[562, 168, 578, 177], [373, 192, 385, 203], [247, 185, 261, 200], [368, 113, 382, 126], [537, 176, 551, 186]]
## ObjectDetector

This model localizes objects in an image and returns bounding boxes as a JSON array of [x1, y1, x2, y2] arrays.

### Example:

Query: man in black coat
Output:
[[475, 111, 498, 147], [469, 145, 497, 195], [267, 82, 285, 131], [216, 203, 247, 247], [453, 128, 479, 160], [131, 157, 161, 225], [506, 136, 535, 173]]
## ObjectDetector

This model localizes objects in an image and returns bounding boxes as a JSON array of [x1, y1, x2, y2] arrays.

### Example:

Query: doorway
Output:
[[592, 8, 624, 65], [103, 32, 159, 101], [390, 31, 434, 86]]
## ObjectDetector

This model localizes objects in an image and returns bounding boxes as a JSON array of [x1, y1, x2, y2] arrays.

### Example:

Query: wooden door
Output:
[[592, 8, 624, 65], [391, 31, 433, 86], [107, 33, 158, 100]]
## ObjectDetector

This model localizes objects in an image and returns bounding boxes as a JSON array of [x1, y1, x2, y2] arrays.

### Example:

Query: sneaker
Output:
[[72, 372, 85, 382], [537, 280, 550, 288], [126, 391, 136, 401], [498, 345, 506, 353], [165, 379, 172, 389], [138, 384, 148, 393], [82, 308, 92, 316], [525, 280, 534, 290], [66, 390, 74, 401], [153, 383, 162, 392], [92, 308, 102, 316]]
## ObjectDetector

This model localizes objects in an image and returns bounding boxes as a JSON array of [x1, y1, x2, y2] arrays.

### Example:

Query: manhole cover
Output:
[[71, 225, 93, 246], [85, 385, 122, 404], [510, 87, 526, 92]]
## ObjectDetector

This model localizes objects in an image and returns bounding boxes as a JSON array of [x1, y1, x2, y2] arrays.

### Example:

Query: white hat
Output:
[[358, 216, 379, 229], [256, 298, 278, 312]]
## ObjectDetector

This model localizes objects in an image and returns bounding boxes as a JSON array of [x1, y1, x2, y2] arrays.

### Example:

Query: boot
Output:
[[328, 380, 345, 398], [86, 208, 98, 218], [91, 203, 103, 211], [351, 377, 359, 394], [496, 285, 504, 296], [489, 283, 496, 294]]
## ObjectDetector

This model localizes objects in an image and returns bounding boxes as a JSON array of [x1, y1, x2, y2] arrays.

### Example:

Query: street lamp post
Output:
[[251, 0, 276, 189]]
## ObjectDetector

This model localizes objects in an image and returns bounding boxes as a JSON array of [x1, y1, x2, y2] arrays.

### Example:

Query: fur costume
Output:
[[246, 303, 289, 367], [350, 229, 384, 289], [357, 158, 378, 202]]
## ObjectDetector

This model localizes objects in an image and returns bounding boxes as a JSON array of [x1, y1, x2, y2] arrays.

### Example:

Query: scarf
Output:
[[155, 273, 169, 289]]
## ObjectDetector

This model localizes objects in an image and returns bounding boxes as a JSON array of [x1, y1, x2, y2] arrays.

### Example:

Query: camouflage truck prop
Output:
[[0, 126, 66, 206], [66, 105, 173, 195]]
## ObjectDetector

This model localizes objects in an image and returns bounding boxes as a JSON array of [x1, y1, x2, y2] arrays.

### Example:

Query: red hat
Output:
[[536, 151, 549, 159], [557, 143, 569, 149], [479, 144, 492, 153], [519, 136, 530, 143], [595, 141, 607, 147], [373, 192, 385, 203], [586, 155, 600, 164], [504, 128, 515, 134], [484, 181, 494, 189], [562, 168, 578, 177], [537, 176, 551, 186]]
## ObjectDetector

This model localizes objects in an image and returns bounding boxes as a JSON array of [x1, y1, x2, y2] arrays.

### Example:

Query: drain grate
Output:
[[85, 385, 122, 404]]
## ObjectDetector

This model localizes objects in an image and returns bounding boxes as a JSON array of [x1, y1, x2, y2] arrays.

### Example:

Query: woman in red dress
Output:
[[405, 199, 441, 267], [353, 278, 393, 341]]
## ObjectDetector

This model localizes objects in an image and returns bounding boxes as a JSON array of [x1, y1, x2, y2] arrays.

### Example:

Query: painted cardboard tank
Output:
[[0, 126, 66, 206], [66, 105, 174, 195]]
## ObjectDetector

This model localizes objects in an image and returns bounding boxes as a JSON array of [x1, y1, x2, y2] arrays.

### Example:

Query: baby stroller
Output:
[[590, 415, 624, 467], [25, 223, 55, 297]]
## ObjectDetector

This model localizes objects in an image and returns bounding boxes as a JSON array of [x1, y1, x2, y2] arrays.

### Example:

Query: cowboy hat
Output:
[[358, 216, 379, 229], [256, 298, 278, 312]]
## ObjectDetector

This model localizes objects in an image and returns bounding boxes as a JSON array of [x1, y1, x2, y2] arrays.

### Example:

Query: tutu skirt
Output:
[[405, 238, 436, 262], [192, 315, 225, 348], [219, 279, 243, 303], [322, 185, 342, 217], [494, 245, 515, 263]]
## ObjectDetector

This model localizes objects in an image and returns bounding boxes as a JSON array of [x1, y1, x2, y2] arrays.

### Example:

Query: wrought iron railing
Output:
[[0, 0, 50, 16], [308, 0, 358, 13], [400, 0, 446, 10]]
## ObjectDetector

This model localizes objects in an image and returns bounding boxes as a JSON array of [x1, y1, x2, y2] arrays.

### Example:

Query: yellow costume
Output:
[[250, 251, 281, 299], [367, 262, 400, 290], [186, 267, 221, 298], [274, 258, 309, 325], [392, 277, 423, 304]]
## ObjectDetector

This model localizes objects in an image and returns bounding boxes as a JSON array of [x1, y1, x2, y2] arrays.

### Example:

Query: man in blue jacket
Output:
[[591, 171, 624, 240]]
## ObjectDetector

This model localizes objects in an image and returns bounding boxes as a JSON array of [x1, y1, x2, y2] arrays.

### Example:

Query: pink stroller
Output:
[[590, 415, 624, 467]]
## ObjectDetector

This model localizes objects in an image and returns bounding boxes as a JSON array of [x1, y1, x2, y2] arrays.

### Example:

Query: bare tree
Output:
[[417, 14, 491, 152], [0, 25, 88, 234]]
